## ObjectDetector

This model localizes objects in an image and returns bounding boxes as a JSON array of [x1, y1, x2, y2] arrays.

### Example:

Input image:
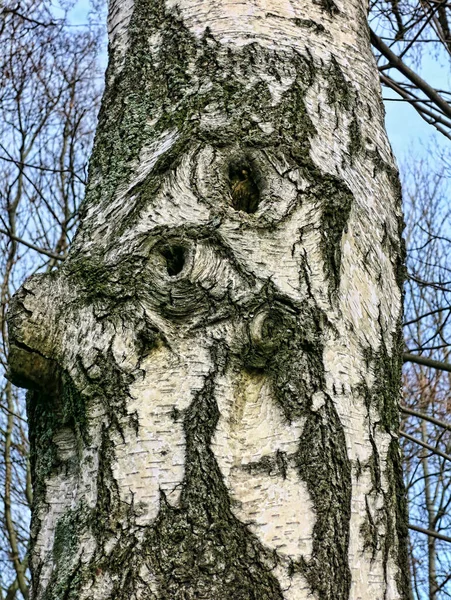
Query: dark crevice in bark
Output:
[[294, 399, 352, 599]]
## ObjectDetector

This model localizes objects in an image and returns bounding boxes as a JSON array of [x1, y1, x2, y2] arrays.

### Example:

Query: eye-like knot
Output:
[[243, 307, 296, 370]]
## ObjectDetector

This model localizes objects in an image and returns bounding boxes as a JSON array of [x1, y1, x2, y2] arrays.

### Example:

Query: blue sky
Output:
[[384, 91, 436, 160], [383, 50, 450, 162]]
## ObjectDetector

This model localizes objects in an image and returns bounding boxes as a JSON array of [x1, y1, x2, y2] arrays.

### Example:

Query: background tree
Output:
[[400, 157, 451, 600], [0, 1, 103, 597], [367, 3, 451, 597]]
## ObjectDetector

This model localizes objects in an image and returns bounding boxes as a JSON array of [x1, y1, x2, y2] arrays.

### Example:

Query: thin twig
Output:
[[400, 430, 451, 463], [400, 405, 451, 432], [0, 229, 64, 261], [403, 352, 451, 373], [408, 523, 451, 544]]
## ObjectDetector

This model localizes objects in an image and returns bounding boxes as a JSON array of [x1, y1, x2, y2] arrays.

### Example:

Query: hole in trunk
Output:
[[229, 161, 260, 214], [161, 245, 186, 276]]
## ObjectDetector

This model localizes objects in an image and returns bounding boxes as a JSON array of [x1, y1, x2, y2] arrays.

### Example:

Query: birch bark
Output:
[[7, 0, 410, 598]]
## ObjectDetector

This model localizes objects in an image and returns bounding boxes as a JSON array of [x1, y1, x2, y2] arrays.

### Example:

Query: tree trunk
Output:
[[7, 0, 410, 598]]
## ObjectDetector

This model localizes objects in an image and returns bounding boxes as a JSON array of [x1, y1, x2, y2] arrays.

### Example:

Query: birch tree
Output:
[[6, 0, 410, 598]]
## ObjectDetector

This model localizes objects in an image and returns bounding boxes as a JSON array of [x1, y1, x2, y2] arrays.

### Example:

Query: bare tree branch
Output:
[[370, 28, 451, 120], [403, 352, 451, 373], [401, 405, 451, 432], [0, 228, 65, 260], [408, 523, 451, 544], [400, 430, 451, 463]]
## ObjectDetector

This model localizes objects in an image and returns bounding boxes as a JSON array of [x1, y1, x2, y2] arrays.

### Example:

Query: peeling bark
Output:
[[7, 0, 409, 598]]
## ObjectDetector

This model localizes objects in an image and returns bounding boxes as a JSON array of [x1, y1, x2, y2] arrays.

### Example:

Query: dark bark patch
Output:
[[348, 114, 362, 159], [294, 399, 352, 599], [313, 0, 340, 16], [307, 175, 353, 295], [26, 377, 91, 598], [241, 450, 289, 479], [387, 440, 411, 599], [363, 316, 404, 433], [27, 389, 61, 502], [42, 508, 86, 600], [265, 12, 327, 34], [325, 56, 352, 109], [358, 314, 408, 598]]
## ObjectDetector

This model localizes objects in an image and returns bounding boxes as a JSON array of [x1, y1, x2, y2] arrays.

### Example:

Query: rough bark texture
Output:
[[7, 0, 409, 598]]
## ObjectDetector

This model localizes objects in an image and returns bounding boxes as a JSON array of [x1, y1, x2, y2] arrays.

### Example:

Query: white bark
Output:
[[8, 0, 409, 599]]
